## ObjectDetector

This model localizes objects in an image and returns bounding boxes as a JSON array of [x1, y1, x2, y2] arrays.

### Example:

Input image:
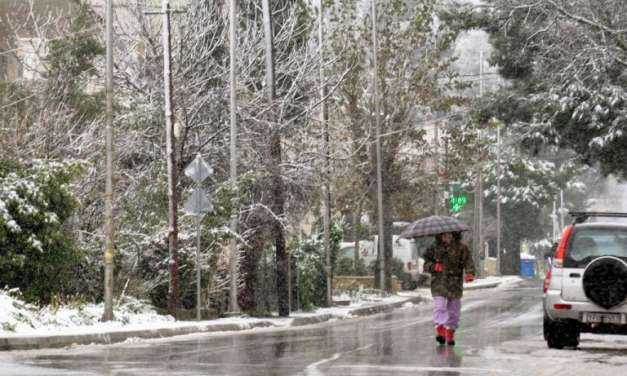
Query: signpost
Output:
[[184, 154, 213, 321]]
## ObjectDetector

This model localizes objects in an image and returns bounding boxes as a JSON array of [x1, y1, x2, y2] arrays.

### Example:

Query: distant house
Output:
[[0, 0, 75, 81], [0, 0, 190, 82]]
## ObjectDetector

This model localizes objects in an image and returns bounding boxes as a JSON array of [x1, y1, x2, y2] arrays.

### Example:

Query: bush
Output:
[[367, 258, 417, 290], [335, 257, 368, 276], [392, 257, 417, 290], [296, 238, 326, 311], [295, 220, 343, 310], [0, 159, 83, 304]]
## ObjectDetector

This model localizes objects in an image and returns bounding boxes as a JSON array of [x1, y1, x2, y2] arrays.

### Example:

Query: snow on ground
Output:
[[478, 275, 524, 289], [477, 334, 627, 376], [0, 288, 174, 337], [0, 276, 521, 339]]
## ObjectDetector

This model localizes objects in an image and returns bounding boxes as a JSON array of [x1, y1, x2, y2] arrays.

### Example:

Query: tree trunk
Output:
[[503, 233, 520, 275], [382, 176, 393, 292], [239, 230, 264, 312], [290, 253, 299, 310], [271, 133, 289, 316]]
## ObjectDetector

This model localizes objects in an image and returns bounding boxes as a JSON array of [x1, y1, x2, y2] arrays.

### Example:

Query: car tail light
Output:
[[553, 304, 572, 310], [543, 267, 552, 293], [553, 225, 574, 268]]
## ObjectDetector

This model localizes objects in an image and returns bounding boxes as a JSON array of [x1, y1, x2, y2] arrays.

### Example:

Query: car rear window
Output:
[[564, 227, 627, 267]]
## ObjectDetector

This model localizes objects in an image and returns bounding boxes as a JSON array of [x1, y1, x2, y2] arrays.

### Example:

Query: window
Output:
[[564, 227, 627, 267]]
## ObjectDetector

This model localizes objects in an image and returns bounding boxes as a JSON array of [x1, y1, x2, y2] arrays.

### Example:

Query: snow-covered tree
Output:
[[452, 0, 626, 177]]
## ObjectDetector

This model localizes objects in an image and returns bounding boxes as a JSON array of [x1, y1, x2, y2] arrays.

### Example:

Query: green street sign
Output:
[[449, 183, 467, 213]]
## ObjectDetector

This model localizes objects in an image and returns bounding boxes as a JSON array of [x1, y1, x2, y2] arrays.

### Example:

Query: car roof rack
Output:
[[569, 211, 627, 224]]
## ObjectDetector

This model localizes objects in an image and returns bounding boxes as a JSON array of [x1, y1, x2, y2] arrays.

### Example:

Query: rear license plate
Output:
[[584, 312, 623, 324]]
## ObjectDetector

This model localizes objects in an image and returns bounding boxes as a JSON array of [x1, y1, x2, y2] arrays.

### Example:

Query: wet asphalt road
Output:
[[2, 280, 548, 375]]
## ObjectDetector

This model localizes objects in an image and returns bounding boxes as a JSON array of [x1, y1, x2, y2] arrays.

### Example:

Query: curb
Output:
[[291, 314, 335, 326], [0, 321, 274, 351], [464, 281, 501, 291], [349, 296, 423, 317], [0, 293, 456, 351]]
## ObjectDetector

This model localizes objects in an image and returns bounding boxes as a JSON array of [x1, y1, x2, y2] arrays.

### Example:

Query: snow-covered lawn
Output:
[[0, 289, 174, 337], [0, 288, 412, 338]]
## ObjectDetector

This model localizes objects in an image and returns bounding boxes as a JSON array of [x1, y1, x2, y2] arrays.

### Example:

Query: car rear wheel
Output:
[[544, 315, 580, 349]]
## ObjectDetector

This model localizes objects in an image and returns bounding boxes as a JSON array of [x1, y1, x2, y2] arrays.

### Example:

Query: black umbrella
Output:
[[399, 215, 470, 239]]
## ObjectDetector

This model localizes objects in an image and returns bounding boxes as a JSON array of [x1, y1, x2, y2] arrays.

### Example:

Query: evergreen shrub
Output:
[[0, 159, 83, 304]]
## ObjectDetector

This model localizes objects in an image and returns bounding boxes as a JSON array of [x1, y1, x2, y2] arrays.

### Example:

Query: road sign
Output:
[[183, 154, 214, 321], [184, 188, 213, 216], [185, 154, 213, 184]]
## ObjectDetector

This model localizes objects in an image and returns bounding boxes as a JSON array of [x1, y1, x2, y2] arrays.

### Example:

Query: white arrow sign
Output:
[[184, 188, 213, 216], [185, 154, 212, 184]]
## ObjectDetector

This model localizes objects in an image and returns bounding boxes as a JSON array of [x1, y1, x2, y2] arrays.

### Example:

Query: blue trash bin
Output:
[[520, 259, 536, 278]]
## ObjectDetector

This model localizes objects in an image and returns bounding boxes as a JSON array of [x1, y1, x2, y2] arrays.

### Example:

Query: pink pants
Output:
[[433, 296, 461, 329]]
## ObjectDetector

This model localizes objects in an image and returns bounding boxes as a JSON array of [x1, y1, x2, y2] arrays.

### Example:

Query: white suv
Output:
[[543, 212, 627, 349]]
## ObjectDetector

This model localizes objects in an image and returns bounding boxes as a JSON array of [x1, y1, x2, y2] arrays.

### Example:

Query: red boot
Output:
[[445, 327, 456, 346], [435, 325, 446, 345]]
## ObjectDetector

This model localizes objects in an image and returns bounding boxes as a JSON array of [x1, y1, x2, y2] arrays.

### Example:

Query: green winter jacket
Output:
[[423, 242, 475, 299]]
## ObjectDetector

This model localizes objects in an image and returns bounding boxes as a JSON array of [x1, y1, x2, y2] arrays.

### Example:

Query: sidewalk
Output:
[[0, 276, 517, 351]]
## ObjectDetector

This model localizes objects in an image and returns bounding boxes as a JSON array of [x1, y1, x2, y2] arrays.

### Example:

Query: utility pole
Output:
[[559, 190, 565, 230], [476, 165, 483, 276], [144, 0, 185, 318], [434, 120, 440, 216], [262, 0, 289, 317], [227, 0, 240, 314], [371, 0, 387, 291], [496, 123, 502, 276], [550, 200, 559, 242], [103, 0, 114, 322], [473, 51, 484, 276], [161, 0, 179, 316], [319, 0, 332, 307]]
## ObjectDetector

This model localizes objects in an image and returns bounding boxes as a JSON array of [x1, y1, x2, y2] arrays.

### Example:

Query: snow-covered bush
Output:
[[0, 159, 83, 304], [295, 221, 343, 311]]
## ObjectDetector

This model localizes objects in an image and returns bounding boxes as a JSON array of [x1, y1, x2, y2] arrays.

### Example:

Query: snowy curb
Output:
[[348, 296, 424, 316], [0, 292, 476, 351], [0, 321, 275, 351], [0, 298, 423, 351], [291, 314, 335, 326], [463, 281, 501, 290], [0, 279, 509, 351]]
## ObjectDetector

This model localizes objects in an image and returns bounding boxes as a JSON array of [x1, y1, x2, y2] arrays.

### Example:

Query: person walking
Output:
[[423, 231, 475, 346]]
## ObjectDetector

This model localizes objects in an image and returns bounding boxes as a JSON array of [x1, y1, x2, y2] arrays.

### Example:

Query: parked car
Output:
[[543, 212, 627, 349]]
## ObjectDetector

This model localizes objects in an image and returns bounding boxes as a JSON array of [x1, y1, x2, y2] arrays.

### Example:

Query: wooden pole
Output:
[[319, 0, 333, 307], [496, 123, 501, 276], [371, 0, 388, 291], [103, 0, 115, 322], [261, 0, 289, 317], [228, 0, 240, 314], [161, 0, 179, 315]]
